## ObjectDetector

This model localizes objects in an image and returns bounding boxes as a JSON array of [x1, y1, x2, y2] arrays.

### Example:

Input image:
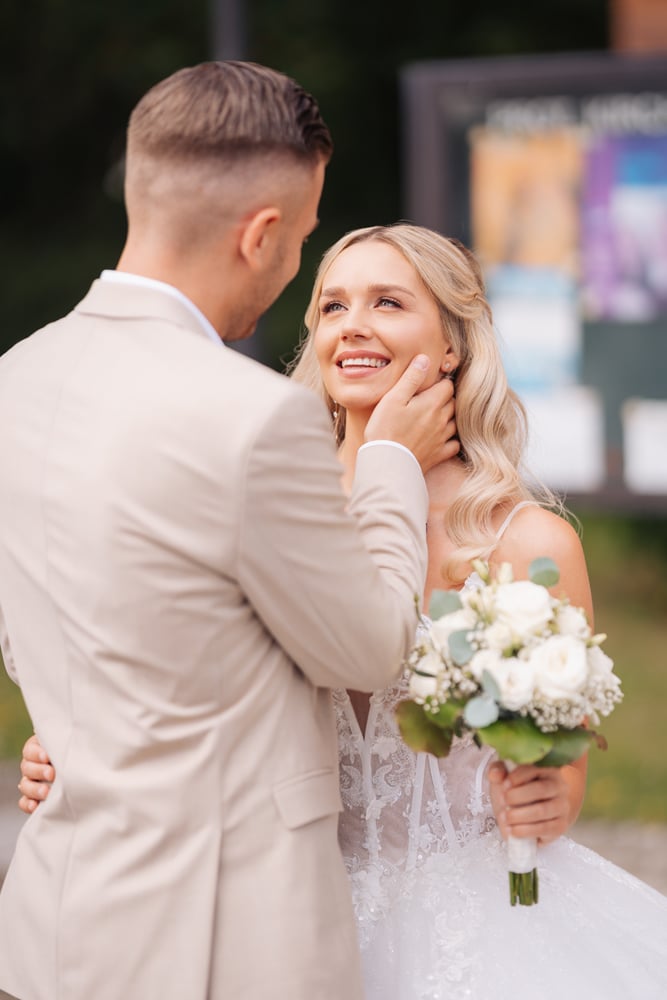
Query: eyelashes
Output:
[[319, 296, 402, 315]]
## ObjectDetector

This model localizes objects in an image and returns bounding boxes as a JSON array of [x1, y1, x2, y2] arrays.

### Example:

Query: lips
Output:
[[340, 358, 388, 369], [335, 352, 390, 369]]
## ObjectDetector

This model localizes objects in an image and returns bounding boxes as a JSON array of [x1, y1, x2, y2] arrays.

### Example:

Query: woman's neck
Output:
[[337, 411, 370, 494]]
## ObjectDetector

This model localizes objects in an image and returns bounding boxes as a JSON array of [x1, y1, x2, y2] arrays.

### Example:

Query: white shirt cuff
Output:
[[358, 440, 422, 475]]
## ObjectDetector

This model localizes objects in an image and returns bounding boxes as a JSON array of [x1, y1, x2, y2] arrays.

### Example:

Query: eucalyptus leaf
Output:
[[528, 556, 560, 588], [536, 727, 598, 767], [395, 700, 454, 758], [463, 694, 499, 728], [449, 629, 474, 666], [481, 669, 502, 701], [476, 716, 554, 764], [428, 589, 462, 619]]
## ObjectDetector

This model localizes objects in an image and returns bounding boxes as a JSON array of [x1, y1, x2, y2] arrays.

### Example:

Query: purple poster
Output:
[[582, 135, 667, 321]]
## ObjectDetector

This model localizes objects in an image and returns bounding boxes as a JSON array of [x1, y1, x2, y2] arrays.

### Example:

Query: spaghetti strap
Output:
[[494, 500, 537, 542]]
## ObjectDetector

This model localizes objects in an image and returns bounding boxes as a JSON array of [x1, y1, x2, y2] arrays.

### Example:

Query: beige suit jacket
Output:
[[0, 279, 428, 1000]]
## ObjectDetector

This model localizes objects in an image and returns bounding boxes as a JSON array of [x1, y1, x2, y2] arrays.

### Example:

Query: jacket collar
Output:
[[74, 278, 223, 347]]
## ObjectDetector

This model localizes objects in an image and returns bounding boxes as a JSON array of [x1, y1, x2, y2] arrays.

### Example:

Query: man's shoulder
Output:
[[204, 350, 326, 426], [0, 312, 75, 370]]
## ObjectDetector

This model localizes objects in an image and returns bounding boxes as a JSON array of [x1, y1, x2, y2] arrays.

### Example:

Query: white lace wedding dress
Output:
[[334, 595, 667, 999]]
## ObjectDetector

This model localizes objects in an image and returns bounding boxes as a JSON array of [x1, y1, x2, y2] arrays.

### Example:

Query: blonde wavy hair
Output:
[[288, 223, 560, 579]]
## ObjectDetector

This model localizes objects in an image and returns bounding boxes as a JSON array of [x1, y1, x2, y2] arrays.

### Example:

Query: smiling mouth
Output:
[[338, 357, 389, 369]]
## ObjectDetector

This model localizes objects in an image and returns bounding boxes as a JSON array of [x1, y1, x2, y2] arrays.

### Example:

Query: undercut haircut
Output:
[[127, 60, 333, 168]]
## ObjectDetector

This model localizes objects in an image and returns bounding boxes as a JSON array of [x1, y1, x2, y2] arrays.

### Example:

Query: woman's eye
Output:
[[320, 301, 344, 314], [377, 296, 401, 308]]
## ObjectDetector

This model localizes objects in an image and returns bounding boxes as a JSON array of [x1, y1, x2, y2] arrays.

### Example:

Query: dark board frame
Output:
[[401, 51, 667, 513]]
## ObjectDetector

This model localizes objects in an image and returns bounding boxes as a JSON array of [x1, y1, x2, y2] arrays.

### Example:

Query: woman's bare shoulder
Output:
[[493, 504, 592, 617], [493, 504, 583, 576], [496, 504, 582, 562]]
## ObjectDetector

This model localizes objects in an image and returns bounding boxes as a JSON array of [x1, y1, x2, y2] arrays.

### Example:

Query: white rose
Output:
[[494, 580, 554, 641], [556, 604, 590, 639], [586, 645, 620, 686], [530, 635, 588, 700], [482, 620, 515, 653], [471, 649, 535, 711], [463, 583, 495, 618], [409, 671, 439, 700], [429, 608, 476, 656], [468, 647, 501, 681], [414, 647, 443, 677]]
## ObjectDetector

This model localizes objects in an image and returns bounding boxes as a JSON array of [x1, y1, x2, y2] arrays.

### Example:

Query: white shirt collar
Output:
[[100, 270, 223, 347]]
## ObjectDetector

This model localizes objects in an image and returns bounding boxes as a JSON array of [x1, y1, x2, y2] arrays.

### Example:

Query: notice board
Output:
[[401, 52, 667, 511]]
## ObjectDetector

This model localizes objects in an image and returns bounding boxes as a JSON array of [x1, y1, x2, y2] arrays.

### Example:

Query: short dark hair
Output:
[[128, 60, 333, 167]]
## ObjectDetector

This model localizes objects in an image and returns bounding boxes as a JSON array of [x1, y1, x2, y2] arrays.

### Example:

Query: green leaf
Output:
[[463, 694, 499, 728], [528, 557, 560, 588], [395, 700, 454, 758], [536, 727, 599, 767], [476, 715, 554, 764], [426, 699, 465, 729], [428, 589, 462, 618], [449, 629, 474, 666]]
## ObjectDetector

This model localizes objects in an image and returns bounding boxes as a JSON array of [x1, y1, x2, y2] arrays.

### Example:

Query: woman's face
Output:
[[314, 240, 450, 418]]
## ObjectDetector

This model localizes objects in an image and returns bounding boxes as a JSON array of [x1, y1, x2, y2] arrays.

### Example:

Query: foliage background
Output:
[[0, 0, 609, 365], [1, 0, 665, 822]]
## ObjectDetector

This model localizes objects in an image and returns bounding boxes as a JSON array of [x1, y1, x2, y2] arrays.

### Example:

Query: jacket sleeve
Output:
[[236, 384, 428, 691], [0, 601, 19, 685]]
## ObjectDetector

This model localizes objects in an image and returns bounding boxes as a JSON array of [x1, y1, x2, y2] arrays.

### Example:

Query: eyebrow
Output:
[[320, 283, 417, 299]]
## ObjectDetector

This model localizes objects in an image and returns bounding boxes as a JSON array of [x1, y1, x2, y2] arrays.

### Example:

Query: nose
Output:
[[340, 305, 371, 340]]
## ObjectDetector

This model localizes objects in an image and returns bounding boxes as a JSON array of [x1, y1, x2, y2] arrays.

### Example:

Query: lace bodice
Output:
[[334, 676, 496, 866], [334, 673, 497, 962]]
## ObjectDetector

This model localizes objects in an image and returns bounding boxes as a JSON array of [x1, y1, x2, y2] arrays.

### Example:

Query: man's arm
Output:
[[0, 600, 19, 685], [238, 366, 454, 692]]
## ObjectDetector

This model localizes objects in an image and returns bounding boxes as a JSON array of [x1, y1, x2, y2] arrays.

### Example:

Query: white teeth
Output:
[[339, 357, 389, 368]]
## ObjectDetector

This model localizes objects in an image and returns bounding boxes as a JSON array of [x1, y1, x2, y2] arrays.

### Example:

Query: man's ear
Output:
[[238, 207, 282, 270]]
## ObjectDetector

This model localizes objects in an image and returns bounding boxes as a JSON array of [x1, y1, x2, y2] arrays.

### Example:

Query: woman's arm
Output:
[[18, 733, 54, 814], [487, 506, 592, 844]]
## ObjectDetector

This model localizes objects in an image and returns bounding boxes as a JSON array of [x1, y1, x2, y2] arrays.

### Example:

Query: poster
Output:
[[582, 134, 667, 322]]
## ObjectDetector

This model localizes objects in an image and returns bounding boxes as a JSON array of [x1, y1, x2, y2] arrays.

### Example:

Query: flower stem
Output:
[[509, 868, 539, 906]]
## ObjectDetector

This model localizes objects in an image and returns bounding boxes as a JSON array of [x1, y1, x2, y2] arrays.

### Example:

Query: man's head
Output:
[[120, 61, 333, 339]]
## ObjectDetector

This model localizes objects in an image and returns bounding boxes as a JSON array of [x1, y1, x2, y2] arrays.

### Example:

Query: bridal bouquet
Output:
[[396, 557, 623, 906]]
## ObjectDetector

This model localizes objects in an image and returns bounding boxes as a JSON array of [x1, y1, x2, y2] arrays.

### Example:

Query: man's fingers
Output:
[[364, 361, 457, 470], [18, 795, 38, 816], [18, 775, 50, 802], [383, 354, 431, 404], [22, 733, 48, 764], [373, 354, 439, 411], [20, 758, 54, 782]]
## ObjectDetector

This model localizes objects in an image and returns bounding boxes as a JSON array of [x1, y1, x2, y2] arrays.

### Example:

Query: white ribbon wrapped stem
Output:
[[506, 832, 538, 873]]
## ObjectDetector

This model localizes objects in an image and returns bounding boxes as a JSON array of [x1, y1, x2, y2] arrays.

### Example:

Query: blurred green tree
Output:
[[0, 0, 607, 364]]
